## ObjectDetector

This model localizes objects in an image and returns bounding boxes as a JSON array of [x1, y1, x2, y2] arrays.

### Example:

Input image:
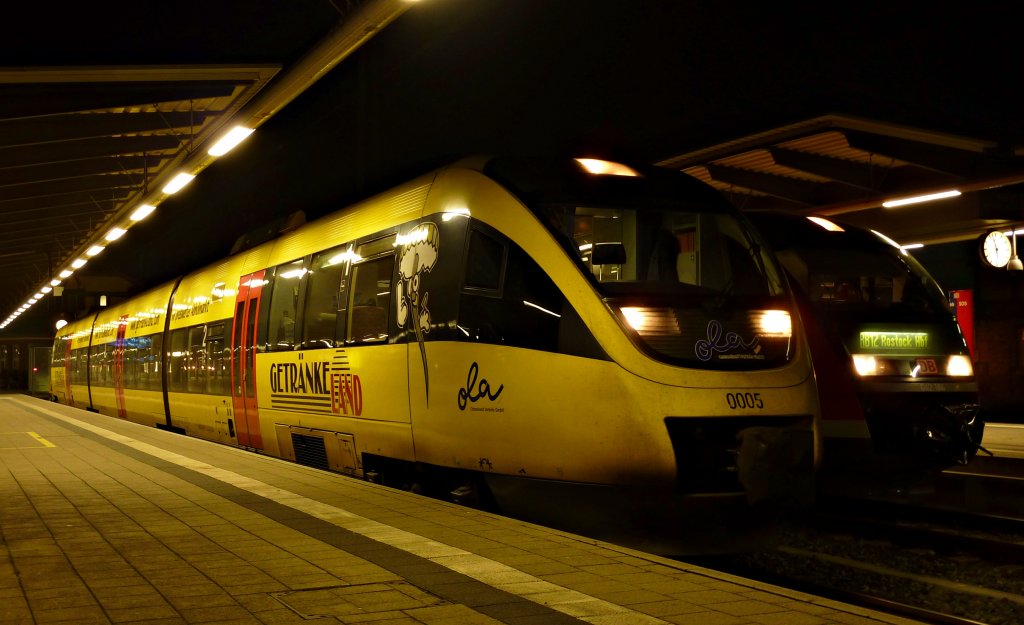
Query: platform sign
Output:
[[950, 289, 975, 358]]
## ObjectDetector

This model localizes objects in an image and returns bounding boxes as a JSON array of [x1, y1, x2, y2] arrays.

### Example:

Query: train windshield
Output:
[[746, 211, 964, 358], [541, 204, 794, 368], [483, 157, 794, 368], [554, 207, 786, 296], [746, 212, 951, 321]]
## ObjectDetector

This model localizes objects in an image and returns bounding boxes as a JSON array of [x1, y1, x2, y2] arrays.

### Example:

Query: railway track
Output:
[[684, 497, 1024, 625]]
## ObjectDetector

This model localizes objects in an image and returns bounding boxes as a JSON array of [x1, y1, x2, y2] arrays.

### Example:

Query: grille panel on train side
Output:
[[291, 433, 330, 471]]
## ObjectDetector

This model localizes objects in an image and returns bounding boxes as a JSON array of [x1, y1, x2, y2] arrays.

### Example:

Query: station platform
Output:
[[973, 422, 1024, 459], [2, 394, 928, 625]]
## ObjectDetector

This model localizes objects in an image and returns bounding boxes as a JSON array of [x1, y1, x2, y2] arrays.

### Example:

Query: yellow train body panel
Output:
[[166, 391, 236, 444], [406, 341, 818, 486], [255, 344, 414, 466]]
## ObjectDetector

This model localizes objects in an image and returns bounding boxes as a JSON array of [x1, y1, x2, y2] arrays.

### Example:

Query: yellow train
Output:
[[52, 156, 821, 552]]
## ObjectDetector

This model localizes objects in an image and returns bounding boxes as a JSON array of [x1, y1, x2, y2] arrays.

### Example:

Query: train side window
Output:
[[69, 347, 81, 385], [505, 245, 564, 350], [465, 228, 506, 292], [123, 337, 138, 389], [266, 259, 307, 351], [459, 239, 567, 352], [301, 247, 351, 349], [205, 322, 229, 395], [167, 328, 188, 392], [347, 238, 394, 344], [143, 333, 162, 392], [187, 326, 206, 393], [89, 343, 108, 387]]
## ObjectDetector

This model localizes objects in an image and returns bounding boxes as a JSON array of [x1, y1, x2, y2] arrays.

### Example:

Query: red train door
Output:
[[231, 271, 266, 449], [113, 314, 129, 418]]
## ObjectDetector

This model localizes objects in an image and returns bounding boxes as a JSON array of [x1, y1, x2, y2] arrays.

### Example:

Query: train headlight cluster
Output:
[[852, 354, 974, 377], [620, 307, 678, 335], [852, 354, 879, 376], [946, 354, 973, 377], [754, 310, 791, 337]]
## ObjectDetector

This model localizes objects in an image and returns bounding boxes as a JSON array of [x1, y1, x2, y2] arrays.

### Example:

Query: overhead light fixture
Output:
[[86, 245, 105, 257], [901, 243, 924, 250], [130, 204, 156, 221], [208, 126, 255, 157], [105, 227, 127, 241], [71, 258, 87, 269], [59, 269, 73, 279], [882, 189, 961, 208], [163, 172, 196, 195]]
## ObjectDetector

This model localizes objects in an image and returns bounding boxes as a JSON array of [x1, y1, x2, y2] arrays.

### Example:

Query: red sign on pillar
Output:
[[951, 290, 975, 358]]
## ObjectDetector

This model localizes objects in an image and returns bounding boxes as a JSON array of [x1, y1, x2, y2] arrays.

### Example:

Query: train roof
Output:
[[479, 156, 735, 213], [744, 210, 899, 252]]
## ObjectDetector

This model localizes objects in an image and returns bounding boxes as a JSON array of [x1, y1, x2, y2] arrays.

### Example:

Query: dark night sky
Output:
[[5, 0, 1023, 305]]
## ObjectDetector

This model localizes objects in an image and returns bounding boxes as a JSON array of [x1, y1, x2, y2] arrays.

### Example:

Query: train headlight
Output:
[[946, 354, 973, 377], [852, 354, 878, 376], [619, 306, 679, 335], [754, 309, 791, 337]]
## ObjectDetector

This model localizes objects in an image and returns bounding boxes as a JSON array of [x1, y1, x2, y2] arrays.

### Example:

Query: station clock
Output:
[[979, 230, 1012, 268]]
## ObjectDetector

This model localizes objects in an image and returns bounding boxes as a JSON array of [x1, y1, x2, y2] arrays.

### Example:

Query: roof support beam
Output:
[[0, 156, 168, 187], [0, 173, 142, 201], [705, 164, 822, 206], [844, 130, 979, 177], [768, 147, 882, 190], [0, 136, 181, 168], [0, 112, 212, 148]]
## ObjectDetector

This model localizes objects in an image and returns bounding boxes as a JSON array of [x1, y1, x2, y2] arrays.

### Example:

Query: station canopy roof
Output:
[[657, 114, 1024, 247]]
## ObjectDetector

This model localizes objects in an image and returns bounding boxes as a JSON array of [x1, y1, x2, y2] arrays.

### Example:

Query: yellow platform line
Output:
[[0, 431, 56, 449], [28, 431, 56, 447]]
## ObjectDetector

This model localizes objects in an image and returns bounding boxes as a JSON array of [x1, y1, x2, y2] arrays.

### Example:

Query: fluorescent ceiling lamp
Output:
[[882, 189, 961, 208], [163, 173, 196, 195], [41, 287, 52, 293], [901, 243, 924, 250], [86, 245, 105, 256], [59, 269, 73, 278], [208, 126, 255, 157], [130, 204, 156, 221], [50, 279, 61, 286], [71, 258, 87, 269], [105, 227, 127, 241]]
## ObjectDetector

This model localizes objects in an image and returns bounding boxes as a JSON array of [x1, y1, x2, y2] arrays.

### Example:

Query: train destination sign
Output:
[[858, 331, 929, 352]]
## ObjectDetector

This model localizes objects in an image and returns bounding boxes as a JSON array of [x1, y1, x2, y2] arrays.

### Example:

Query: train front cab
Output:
[[745, 211, 982, 495], [397, 158, 822, 549]]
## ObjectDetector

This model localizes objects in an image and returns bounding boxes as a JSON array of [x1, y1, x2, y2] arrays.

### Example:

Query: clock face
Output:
[[980, 231, 1012, 268]]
